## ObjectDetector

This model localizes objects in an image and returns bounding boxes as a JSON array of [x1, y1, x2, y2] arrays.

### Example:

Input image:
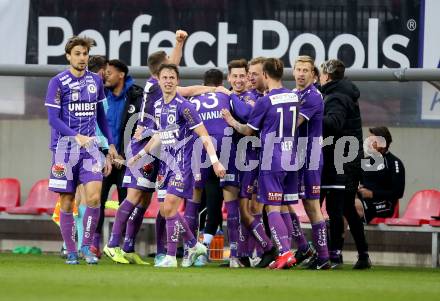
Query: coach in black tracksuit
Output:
[[319, 59, 371, 269], [358, 127, 405, 223]]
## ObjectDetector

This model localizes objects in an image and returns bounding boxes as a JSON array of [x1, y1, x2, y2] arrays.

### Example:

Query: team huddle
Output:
[[46, 30, 343, 270]]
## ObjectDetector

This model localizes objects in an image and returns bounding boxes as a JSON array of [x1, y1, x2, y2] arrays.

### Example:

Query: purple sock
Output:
[[60, 211, 76, 253], [108, 200, 134, 248], [82, 206, 100, 247], [252, 214, 266, 256], [184, 199, 200, 236], [312, 221, 329, 261], [156, 212, 167, 254], [290, 212, 309, 253], [225, 200, 240, 258], [238, 222, 250, 257], [166, 214, 180, 256], [123, 205, 147, 253], [92, 233, 101, 250], [250, 216, 273, 253], [267, 211, 290, 254], [281, 212, 293, 249], [178, 214, 197, 248]]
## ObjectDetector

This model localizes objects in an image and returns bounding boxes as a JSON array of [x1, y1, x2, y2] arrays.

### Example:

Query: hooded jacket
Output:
[[320, 78, 363, 191]]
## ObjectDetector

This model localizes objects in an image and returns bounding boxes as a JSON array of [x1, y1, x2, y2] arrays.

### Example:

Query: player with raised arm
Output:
[[129, 64, 226, 267], [222, 58, 299, 269], [45, 36, 116, 264]]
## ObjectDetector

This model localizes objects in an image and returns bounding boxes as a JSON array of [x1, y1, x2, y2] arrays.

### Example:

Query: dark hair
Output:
[[107, 59, 129, 79], [158, 64, 180, 79], [65, 36, 94, 54], [148, 51, 168, 76], [228, 59, 248, 73], [263, 58, 284, 80], [369, 126, 393, 149], [88, 55, 107, 73], [320, 59, 345, 80], [313, 65, 320, 77], [204, 69, 223, 86]]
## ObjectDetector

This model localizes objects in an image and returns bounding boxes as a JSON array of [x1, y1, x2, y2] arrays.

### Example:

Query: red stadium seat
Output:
[[144, 192, 160, 218], [429, 220, 440, 227], [0, 178, 21, 211], [385, 190, 440, 226], [221, 201, 227, 220], [370, 201, 400, 224], [6, 179, 58, 215], [104, 209, 117, 217]]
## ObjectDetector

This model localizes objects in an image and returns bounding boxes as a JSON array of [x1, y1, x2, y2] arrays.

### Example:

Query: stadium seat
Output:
[[144, 192, 160, 218], [110, 188, 119, 202], [385, 190, 440, 226], [6, 179, 58, 215], [0, 178, 21, 211], [370, 201, 400, 225], [429, 220, 440, 227], [221, 202, 227, 220]]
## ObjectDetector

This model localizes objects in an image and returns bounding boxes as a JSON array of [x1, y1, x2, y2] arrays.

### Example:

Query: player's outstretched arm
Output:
[[221, 109, 254, 136], [128, 133, 161, 166], [192, 124, 226, 178], [177, 85, 215, 97], [169, 30, 188, 65]]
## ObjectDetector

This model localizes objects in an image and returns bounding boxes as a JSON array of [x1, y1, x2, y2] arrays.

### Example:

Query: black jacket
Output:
[[361, 151, 405, 204], [320, 78, 363, 191], [118, 84, 144, 158]]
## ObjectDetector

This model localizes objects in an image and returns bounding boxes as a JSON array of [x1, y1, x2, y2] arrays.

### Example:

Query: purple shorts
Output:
[[48, 149, 104, 193], [194, 137, 239, 189], [239, 168, 259, 199], [156, 160, 193, 202], [298, 166, 322, 200], [257, 171, 299, 206]]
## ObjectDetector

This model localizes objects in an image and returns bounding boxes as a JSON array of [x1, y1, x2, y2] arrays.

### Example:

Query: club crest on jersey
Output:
[[87, 84, 96, 94], [72, 91, 79, 101], [51, 163, 66, 178], [167, 114, 176, 124]]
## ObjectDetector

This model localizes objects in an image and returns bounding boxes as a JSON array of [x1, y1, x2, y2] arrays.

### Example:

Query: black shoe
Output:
[[330, 255, 343, 269], [239, 257, 251, 267], [255, 247, 277, 268], [303, 254, 331, 270], [219, 261, 230, 267], [294, 243, 316, 266], [353, 255, 372, 269]]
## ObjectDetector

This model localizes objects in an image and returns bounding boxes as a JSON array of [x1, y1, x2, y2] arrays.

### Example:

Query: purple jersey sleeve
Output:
[[180, 100, 203, 130], [247, 96, 269, 131], [45, 77, 62, 109], [300, 93, 322, 121], [230, 94, 252, 122]]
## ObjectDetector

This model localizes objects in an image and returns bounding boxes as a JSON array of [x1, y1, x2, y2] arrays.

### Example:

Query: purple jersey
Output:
[[294, 84, 324, 167], [138, 77, 162, 129], [247, 87, 300, 172], [250, 88, 264, 99], [45, 70, 105, 152], [153, 93, 203, 162], [189, 92, 252, 136]]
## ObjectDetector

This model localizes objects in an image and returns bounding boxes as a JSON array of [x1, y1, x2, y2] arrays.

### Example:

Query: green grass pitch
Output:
[[0, 253, 439, 301]]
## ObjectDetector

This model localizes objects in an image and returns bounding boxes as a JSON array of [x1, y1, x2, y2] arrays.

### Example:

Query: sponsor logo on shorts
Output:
[[312, 186, 321, 195], [246, 185, 254, 194], [283, 193, 298, 201], [194, 173, 201, 181], [268, 192, 283, 202], [51, 163, 66, 178], [49, 179, 67, 189], [220, 174, 235, 182], [157, 189, 166, 199], [123, 176, 132, 184], [170, 179, 184, 189]]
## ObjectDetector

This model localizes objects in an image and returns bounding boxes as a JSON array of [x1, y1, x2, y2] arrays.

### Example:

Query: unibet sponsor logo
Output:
[[68, 102, 97, 117]]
